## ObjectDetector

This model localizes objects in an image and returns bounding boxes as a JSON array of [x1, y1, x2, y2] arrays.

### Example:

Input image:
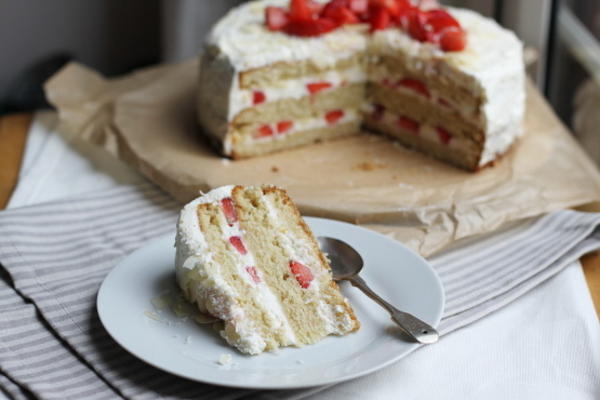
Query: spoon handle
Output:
[[349, 276, 439, 344]]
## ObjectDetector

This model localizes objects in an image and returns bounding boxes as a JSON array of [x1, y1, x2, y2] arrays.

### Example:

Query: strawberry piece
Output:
[[253, 90, 266, 105], [221, 197, 237, 225], [290, 0, 313, 20], [265, 6, 289, 31], [398, 78, 430, 98], [284, 17, 338, 37], [424, 9, 460, 33], [439, 27, 467, 51], [438, 98, 451, 108], [437, 127, 452, 144], [307, 0, 324, 15], [348, 0, 368, 13], [369, 6, 390, 31], [322, 3, 359, 25], [245, 266, 261, 283], [257, 124, 274, 137], [325, 109, 345, 124], [277, 120, 294, 134], [289, 260, 314, 289], [307, 81, 333, 94], [372, 104, 386, 121], [398, 116, 419, 133], [407, 9, 430, 42], [229, 236, 247, 255]]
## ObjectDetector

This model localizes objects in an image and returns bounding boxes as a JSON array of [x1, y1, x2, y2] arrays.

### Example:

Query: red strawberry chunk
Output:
[[245, 266, 261, 283], [290, 0, 313, 20], [398, 78, 430, 98], [325, 109, 345, 125], [221, 197, 237, 225], [369, 6, 390, 31], [438, 98, 451, 108], [229, 236, 247, 255], [266, 6, 289, 31], [372, 104, 386, 120], [257, 124, 274, 137], [284, 17, 338, 37], [437, 127, 452, 144], [307, 81, 333, 94], [348, 0, 368, 13], [277, 120, 294, 134], [253, 90, 266, 105], [439, 27, 467, 52], [407, 9, 430, 42], [289, 260, 314, 289], [323, 4, 359, 25], [398, 116, 419, 133], [425, 9, 460, 33]]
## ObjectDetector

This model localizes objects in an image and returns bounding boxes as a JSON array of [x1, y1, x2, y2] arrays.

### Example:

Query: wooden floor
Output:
[[0, 112, 598, 316]]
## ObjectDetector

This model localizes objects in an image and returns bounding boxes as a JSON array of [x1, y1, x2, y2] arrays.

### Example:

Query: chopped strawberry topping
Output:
[[372, 104, 386, 120], [425, 9, 460, 32], [221, 197, 237, 225], [325, 109, 345, 124], [438, 98, 451, 108], [406, 9, 430, 42], [277, 120, 294, 134], [307, 81, 333, 94], [245, 266, 261, 283], [369, 6, 390, 31], [438, 27, 467, 52], [322, 2, 360, 25], [437, 127, 452, 144], [398, 116, 419, 133], [289, 260, 314, 289], [229, 236, 247, 255], [257, 124, 274, 137], [284, 17, 338, 37], [253, 90, 266, 105], [348, 0, 368, 14], [398, 78, 430, 98], [290, 0, 313, 20], [266, 6, 289, 31]]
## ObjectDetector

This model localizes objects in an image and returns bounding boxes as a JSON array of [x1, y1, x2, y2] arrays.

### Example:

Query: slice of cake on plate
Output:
[[197, 0, 525, 171], [175, 185, 360, 355]]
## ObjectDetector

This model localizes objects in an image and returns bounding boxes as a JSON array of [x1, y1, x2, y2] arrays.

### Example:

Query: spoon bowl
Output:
[[318, 236, 439, 345]]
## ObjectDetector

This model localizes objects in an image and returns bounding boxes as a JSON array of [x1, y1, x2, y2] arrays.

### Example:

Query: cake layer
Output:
[[240, 51, 367, 89], [367, 83, 484, 143], [234, 82, 365, 124], [364, 106, 483, 170], [230, 120, 360, 158]]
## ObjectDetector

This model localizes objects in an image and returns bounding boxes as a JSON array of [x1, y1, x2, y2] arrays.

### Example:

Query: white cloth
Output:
[[7, 111, 600, 400]]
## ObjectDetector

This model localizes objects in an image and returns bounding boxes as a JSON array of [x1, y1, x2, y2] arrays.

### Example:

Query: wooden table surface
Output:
[[1, 112, 598, 316]]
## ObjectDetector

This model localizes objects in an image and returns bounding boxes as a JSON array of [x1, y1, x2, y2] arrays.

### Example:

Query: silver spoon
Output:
[[318, 237, 439, 344]]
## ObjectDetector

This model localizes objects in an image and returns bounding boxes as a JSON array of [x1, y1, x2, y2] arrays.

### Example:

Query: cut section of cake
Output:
[[175, 185, 360, 355], [197, 0, 525, 171]]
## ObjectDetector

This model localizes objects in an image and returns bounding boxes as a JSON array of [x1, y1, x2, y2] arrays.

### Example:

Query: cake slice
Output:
[[175, 185, 360, 355]]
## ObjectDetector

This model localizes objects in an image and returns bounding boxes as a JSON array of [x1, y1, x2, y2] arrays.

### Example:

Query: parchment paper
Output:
[[44, 60, 600, 256]]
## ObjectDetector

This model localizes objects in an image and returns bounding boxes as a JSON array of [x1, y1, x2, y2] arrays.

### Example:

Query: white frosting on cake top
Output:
[[208, 0, 368, 71]]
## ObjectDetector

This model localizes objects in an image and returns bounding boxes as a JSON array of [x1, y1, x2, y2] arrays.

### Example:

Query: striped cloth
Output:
[[0, 183, 599, 400]]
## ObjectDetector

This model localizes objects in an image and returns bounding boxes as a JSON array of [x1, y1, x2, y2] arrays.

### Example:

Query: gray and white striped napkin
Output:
[[0, 182, 599, 400]]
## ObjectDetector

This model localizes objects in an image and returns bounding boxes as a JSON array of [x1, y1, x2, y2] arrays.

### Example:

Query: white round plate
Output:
[[97, 217, 444, 389]]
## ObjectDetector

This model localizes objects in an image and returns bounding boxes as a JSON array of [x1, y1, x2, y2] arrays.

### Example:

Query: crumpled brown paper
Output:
[[44, 60, 600, 256]]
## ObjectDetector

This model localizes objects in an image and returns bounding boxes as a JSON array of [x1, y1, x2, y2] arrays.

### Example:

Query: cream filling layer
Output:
[[247, 108, 361, 144], [228, 66, 367, 120]]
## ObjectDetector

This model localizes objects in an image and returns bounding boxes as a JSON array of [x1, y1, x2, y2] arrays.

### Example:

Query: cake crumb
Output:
[[217, 354, 233, 366], [184, 336, 191, 344], [296, 360, 305, 365], [143, 310, 163, 322], [354, 161, 388, 171], [221, 158, 231, 166], [271, 166, 279, 173]]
